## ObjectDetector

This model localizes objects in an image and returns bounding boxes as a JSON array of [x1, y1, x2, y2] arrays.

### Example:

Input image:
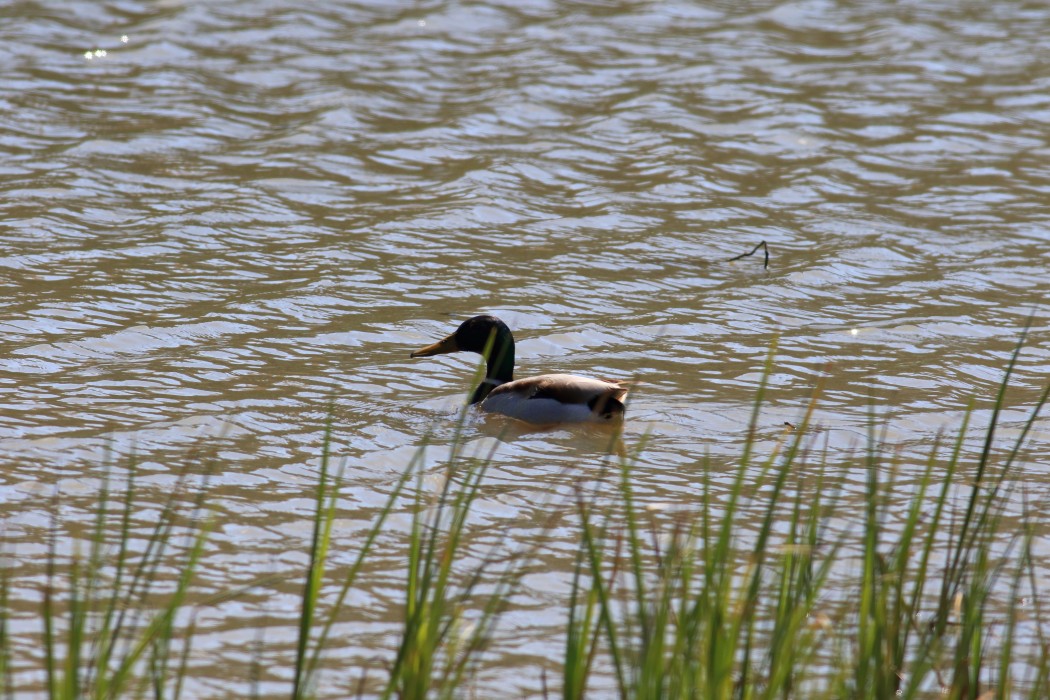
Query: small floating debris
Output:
[[726, 240, 769, 270], [691, 240, 770, 270]]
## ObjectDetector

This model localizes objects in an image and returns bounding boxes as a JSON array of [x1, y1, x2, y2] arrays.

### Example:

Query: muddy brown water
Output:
[[2, 1, 1049, 696]]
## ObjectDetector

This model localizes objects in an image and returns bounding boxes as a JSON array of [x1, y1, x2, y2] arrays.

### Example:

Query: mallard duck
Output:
[[410, 315, 629, 424]]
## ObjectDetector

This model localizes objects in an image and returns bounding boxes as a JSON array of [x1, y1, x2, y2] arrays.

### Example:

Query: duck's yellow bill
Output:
[[410, 333, 459, 358]]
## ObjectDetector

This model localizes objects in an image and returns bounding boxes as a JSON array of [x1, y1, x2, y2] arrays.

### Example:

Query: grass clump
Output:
[[562, 334, 1049, 699], [0, 457, 215, 700]]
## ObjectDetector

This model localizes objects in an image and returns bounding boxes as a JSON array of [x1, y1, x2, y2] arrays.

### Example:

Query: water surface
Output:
[[2, 0, 1049, 696]]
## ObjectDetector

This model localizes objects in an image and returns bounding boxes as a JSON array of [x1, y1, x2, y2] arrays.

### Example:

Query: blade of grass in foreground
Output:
[[0, 539, 11, 700], [564, 541, 603, 700], [377, 353, 573, 700], [946, 322, 1031, 605], [27, 452, 217, 700], [103, 515, 214, 698], [294, 421, 421, 696], [381, 447, 496, 700], [292, 417, 345, 700]]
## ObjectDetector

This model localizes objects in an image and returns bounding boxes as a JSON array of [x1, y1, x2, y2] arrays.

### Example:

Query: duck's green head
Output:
[[410, 315, 515, 385]]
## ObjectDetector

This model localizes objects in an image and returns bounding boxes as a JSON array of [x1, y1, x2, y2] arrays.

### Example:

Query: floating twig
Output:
[[726, 240, 769, 270]]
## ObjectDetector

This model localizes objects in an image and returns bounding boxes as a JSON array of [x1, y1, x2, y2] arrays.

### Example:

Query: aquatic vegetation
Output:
[[1, 336, 1046, 698]]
